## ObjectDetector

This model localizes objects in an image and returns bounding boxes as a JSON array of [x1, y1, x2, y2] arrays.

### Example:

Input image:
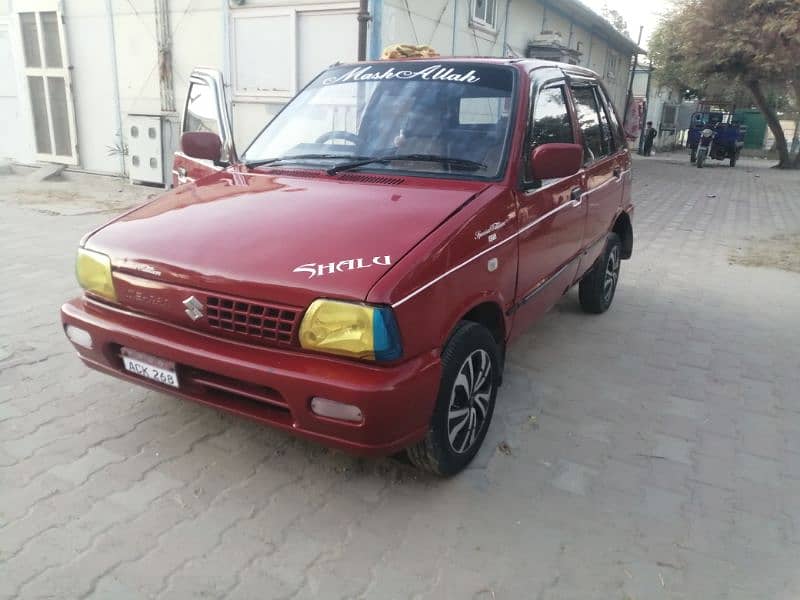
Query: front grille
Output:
[[205, 295, 299, 344]]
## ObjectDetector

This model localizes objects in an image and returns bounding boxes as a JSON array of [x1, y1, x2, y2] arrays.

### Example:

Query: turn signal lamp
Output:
[[299, 299, 402, 361], [76, 248, 117, 302]]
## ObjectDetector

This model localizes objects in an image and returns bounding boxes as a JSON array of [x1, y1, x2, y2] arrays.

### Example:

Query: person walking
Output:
[[643, 121, 657, 156]]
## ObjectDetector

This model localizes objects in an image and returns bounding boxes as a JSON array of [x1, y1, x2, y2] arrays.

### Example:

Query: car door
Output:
[[512, 78, 585, 331], [172, 68, 237, 187], [568, 81, 624, 266]]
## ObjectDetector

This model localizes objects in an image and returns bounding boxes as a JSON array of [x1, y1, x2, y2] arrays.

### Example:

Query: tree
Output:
[[649, 0, 800, 168], [601, 5, 630, 37]]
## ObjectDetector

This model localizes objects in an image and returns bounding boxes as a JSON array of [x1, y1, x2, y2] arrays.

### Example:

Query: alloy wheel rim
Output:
[[447, 349, 492, 454], [603, 246, 620, 304]]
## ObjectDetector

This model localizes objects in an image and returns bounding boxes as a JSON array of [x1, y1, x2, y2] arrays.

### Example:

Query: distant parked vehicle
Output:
[[688, 112, 745, 167]]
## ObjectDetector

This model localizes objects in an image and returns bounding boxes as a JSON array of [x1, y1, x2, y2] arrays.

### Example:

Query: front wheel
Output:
[[579, 233, 622, 314], [696, 151, 706, 168], [407, 322, 500, 476]]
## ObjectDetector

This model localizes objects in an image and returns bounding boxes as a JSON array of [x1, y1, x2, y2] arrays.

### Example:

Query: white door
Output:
[[229, 4, 358, 150], [15, 2, 78, 164]]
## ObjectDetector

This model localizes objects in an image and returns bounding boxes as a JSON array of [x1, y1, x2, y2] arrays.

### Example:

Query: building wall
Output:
[[631, 69, 685, 150], [66, 1, 121, 174], [380, 0, 631, 114], [1, 0, 636, 178], [0, 10, 25, 162]]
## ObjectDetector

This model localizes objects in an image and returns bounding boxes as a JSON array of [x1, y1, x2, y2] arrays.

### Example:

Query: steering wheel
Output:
[[315, 131, 360, 145]]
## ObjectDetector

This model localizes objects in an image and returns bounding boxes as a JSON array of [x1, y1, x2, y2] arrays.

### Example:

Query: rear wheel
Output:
[[407, 322, 500, 476], [730, 152, 737, 167], [690, 148, 697, 163], [579, 233, 622, 314]]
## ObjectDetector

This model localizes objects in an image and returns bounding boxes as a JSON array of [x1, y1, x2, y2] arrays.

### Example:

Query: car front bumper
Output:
[[61, 297, 441, 456]]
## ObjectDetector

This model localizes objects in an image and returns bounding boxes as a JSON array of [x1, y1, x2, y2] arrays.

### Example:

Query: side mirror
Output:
[[181, 131, 222, 163], [529, 143, 583, 180]]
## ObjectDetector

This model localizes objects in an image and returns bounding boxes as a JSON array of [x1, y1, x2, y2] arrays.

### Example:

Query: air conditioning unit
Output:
[[126, 114, 165, 185]]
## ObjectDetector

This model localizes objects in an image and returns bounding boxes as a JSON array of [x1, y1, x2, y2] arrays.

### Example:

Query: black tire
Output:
[[690, 149, 697, 163], [579, 233, 622, 314], [730, 153, 737, 167], [697, 153, 705, 168], [406, 322, 500, 476]]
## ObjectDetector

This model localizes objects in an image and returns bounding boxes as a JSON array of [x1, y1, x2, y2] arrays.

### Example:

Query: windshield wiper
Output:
[[245, 154, 370, 169], [326, 154, 487, 175]]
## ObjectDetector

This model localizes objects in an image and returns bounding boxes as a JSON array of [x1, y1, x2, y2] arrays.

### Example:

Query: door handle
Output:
[[570, 186, 583, 205]]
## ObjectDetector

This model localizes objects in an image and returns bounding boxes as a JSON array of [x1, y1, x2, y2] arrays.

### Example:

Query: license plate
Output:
[[121, 348, 179, 388]]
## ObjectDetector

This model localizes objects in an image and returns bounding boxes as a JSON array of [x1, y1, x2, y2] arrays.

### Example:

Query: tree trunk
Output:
[[744, 78, 792, 168], [792, 79, 800, 168]]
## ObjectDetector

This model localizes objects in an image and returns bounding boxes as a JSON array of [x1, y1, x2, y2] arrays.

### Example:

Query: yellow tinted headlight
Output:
[[299, 299, 375, 359], [76, 248, 116, 301], [298, 299, 402, 361]]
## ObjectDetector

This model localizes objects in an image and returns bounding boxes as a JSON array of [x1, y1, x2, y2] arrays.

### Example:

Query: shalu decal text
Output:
[[322, 65, 481, 85], [293, 256, 391, 279]]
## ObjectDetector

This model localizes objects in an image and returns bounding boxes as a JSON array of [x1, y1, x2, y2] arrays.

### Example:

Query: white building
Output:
[[630, 65, 685, 151], [0, 0, 641, 184]]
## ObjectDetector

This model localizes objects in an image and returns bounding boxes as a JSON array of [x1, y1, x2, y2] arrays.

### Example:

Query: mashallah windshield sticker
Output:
[[322, 65, 481, 85], [294, 256, 391, 279]]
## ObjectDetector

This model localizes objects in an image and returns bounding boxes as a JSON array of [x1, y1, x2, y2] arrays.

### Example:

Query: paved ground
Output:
[[1, 155, 800, 599]]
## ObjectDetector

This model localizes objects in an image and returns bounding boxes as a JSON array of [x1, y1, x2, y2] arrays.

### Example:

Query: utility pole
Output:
[[638, 63, 653, 155], [624, 26, 643, 136]]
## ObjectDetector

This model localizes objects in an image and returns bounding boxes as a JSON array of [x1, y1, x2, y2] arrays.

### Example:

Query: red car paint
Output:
[[62, 58, 633, 456]]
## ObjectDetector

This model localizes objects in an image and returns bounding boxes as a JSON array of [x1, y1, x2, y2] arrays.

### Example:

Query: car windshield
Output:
[[242, 62, 516, 179]]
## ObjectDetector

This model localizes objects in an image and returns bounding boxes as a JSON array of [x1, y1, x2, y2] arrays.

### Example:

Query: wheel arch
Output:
[[453, 300, 507, 351], [613, 211, 633, 259]]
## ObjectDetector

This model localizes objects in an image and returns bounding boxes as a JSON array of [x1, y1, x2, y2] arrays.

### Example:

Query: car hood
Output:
[[86, 169, 488, 308]]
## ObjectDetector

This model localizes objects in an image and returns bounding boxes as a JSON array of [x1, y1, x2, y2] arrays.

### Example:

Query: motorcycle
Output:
[[688, 112, 744, 167], [695, 127, 715, 168]]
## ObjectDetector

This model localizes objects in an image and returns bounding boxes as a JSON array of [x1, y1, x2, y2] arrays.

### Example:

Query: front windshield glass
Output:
[[243, 62, 516, 179]]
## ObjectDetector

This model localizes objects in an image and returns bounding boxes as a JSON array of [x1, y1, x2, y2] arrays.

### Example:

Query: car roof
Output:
[[334, 57, 599, 80]]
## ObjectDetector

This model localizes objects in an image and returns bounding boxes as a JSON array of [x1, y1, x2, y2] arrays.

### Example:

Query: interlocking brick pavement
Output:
[[1, 155, 799, 599]]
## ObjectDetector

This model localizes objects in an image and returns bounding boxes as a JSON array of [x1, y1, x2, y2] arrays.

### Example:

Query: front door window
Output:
[[526, 85, 575, 181]]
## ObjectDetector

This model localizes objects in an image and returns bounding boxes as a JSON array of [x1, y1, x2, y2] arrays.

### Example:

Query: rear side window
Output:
[[570, 85, 608, 162], [596, 85, 625, 149], [530, 86, 574, 147], [595, 91, 617, 153]]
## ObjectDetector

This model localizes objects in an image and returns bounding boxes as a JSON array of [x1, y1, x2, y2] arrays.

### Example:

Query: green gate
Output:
[[734, 109, 767, 149]]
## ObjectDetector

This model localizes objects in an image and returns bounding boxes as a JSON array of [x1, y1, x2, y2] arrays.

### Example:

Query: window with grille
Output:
[[472, 0, 497, 29], [17, 8, 77, 164]]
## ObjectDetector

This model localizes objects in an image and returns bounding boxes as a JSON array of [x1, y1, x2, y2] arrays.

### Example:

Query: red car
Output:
[[62, 58, 633, 475]]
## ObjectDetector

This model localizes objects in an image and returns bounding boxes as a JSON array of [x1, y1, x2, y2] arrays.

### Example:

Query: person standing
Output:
[[643, 121, 657, 156]]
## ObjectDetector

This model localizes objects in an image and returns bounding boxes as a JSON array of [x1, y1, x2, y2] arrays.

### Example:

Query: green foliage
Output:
[[601, 4, 630, 37], [648, 0, 800, 167]]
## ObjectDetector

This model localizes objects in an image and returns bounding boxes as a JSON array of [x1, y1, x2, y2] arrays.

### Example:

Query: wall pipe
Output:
[[357, 0, 371, 60], [501, 0, 511, 56], [368, 0, 382, 60], [451, 0, 457, 54], [105, 0, 125, 176]]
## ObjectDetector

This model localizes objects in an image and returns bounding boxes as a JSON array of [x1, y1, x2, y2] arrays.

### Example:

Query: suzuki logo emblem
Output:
[[182, 296, 204, 321]]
